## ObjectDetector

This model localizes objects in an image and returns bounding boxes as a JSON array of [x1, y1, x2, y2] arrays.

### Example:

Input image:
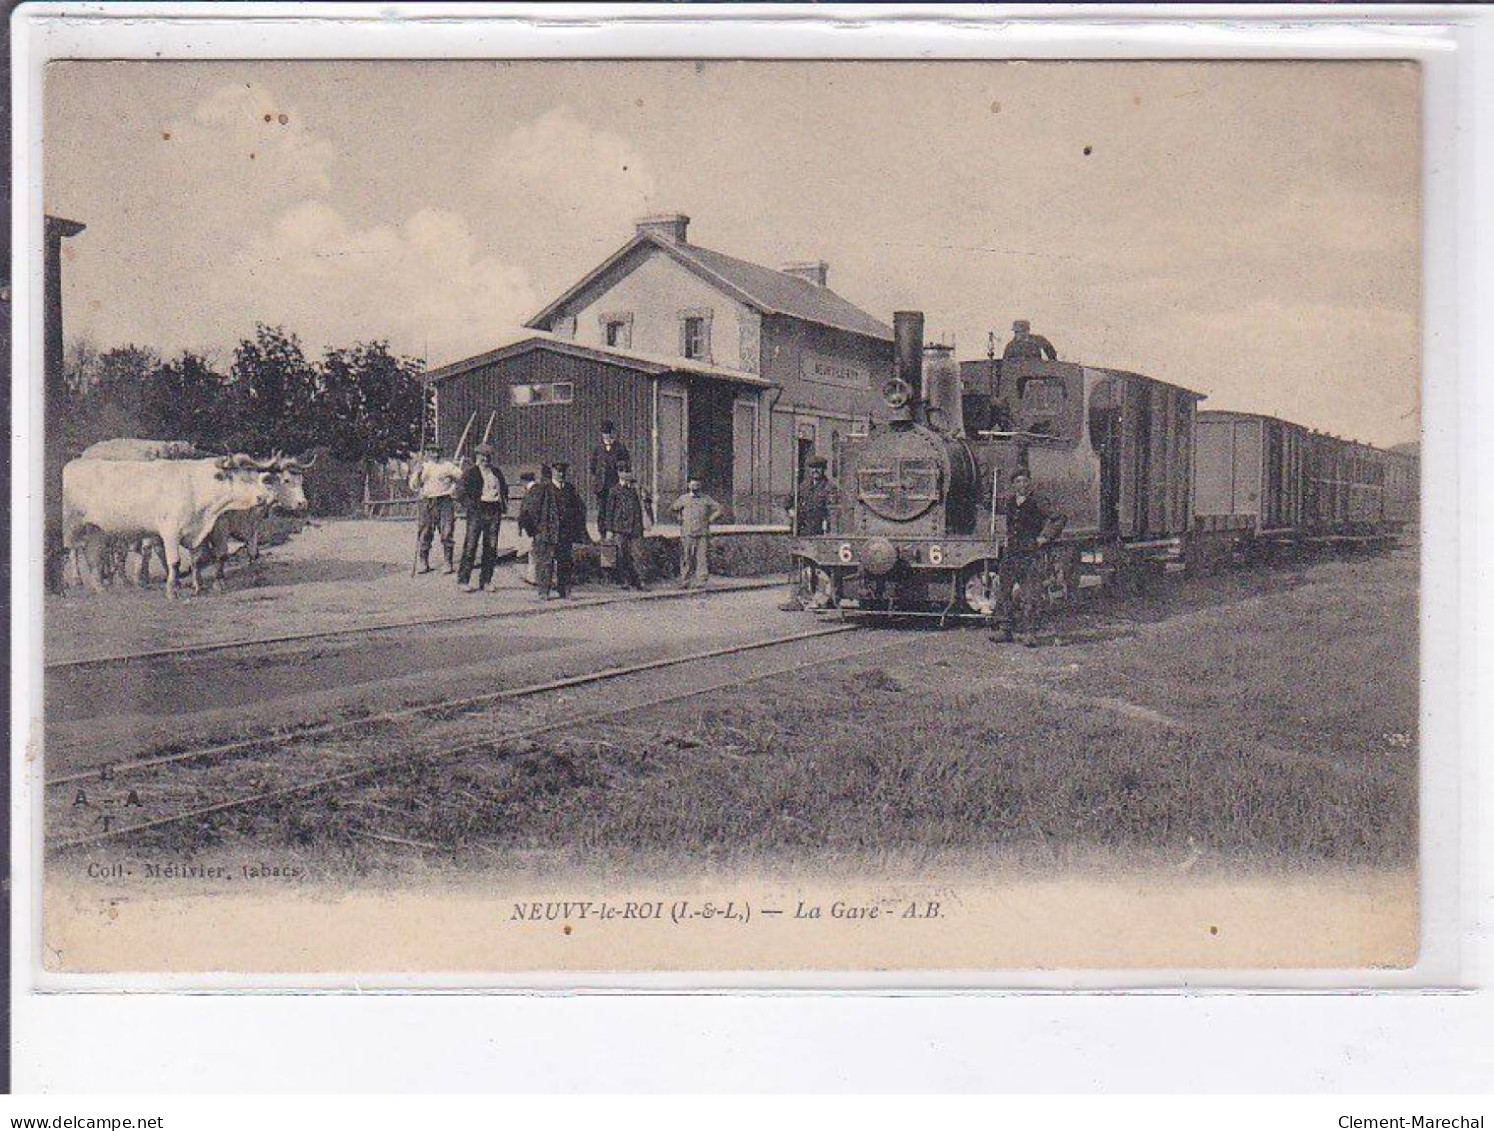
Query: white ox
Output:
[[75, 441, 313, 589], [80, 438, 202, 461], [63, 457, 278, 599], [202, 451, 314, 581]]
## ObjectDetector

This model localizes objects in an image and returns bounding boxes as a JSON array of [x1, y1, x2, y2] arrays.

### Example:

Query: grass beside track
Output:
[[104, 547, 1419, 878]]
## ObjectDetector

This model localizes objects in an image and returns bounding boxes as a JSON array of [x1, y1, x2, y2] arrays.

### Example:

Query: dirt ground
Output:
[[44, 517, 770, 665]]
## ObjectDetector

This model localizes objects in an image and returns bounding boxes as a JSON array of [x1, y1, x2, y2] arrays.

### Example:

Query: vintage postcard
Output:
[[30, 57, 1422, 978]]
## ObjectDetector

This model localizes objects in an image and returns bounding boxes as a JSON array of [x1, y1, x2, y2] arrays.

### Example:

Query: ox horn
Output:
[[288, 451, 317, 471]]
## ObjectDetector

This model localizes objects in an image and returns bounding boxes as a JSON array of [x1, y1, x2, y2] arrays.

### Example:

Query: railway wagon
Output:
[[1192, 411, 1308, 537], [1193, 411, 1415, 543], [1304, 432, 1387, 532], [789, 311, 1204, 619], [1382, 448, 1419, 526]]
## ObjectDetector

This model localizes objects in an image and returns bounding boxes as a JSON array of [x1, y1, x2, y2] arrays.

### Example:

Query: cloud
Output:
[[227, 201, 538, 362], [175, 82, 336, 195], [484, 107, 659, 283]]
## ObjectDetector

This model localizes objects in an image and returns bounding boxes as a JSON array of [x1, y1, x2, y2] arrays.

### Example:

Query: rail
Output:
[[49, 624, 895, 851]]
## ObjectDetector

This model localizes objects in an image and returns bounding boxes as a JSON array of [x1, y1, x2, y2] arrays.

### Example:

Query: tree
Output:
[[62, 344, 160, 455], [139, 352, 231, 447], [224, 324, 321, 454], [317, 341, 426, 463]]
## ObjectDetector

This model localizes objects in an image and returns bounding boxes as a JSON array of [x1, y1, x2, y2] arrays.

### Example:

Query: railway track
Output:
[[49, 622, 905, 853], [45, 576, 785, 671]]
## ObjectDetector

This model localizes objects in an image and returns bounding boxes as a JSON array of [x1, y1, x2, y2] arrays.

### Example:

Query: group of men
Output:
[[406, 420, 725, 601]]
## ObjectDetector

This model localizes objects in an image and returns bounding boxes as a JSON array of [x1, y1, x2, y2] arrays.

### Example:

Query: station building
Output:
[[426, 214, 893, 522]]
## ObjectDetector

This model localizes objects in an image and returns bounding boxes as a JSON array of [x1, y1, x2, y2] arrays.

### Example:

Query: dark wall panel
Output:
[[434, 351, 653, 513]]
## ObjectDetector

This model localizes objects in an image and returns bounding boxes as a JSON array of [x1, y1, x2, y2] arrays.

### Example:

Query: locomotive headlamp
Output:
[[881, 377, 914, 410], [838, 542, 854, 564]]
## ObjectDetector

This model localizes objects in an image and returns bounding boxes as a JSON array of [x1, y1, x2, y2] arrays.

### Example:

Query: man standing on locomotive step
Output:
[[603, 466, 648, 591], [1002, 319, 1058, 363], [409, 443, 461, 575], [780, 454, 839, 611], [456, 443, 509, 592], [994, 468, 1066, 645], [519, 460, 589, 600], [590, 421, 631, 540], [671, 475, 723, 589], [792, 455, 837, 537]]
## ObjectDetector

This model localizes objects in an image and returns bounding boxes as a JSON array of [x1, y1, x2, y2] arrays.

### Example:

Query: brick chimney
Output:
[[634, 213, 690, 243], [782, 260, 829, 287]]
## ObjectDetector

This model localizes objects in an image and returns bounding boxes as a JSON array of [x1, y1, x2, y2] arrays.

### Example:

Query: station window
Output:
[[601, 313, 633, 349], [509, 382, 575, 407], [683, 317, 708, 360]]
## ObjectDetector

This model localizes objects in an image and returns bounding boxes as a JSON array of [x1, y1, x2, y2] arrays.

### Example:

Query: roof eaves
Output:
[[425, 332, 771, 388], [523, 233, 654, 330]]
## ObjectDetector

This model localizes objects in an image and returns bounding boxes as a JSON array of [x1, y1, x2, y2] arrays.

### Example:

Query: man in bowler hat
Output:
[[590, 421, 631, 539], [519, 461, 589, 600]]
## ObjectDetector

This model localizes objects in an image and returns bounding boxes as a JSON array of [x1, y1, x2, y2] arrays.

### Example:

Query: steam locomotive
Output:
[[787, 311, 1415, 623]]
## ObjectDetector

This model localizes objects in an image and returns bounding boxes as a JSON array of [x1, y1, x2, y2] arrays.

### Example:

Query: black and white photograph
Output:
[[31, 56, 1421, 974]]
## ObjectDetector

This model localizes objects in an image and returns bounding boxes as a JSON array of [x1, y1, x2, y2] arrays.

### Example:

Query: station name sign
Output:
[[801, 350, 870, 390]]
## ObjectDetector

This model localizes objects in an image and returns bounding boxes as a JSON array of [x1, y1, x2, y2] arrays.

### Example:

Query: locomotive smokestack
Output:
[[894, 311, 925, 403]]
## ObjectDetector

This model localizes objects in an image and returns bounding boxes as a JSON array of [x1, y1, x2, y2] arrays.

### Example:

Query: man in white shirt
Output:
[[408, 444, 461, 575], [456, 444, 510, 592]]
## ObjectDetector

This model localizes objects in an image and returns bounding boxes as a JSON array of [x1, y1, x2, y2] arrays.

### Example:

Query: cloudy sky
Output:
[[45, 60, 1419, 445]]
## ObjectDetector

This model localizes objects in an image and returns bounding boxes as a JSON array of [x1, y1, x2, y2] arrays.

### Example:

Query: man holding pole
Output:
[[408, 443, 461, 575]]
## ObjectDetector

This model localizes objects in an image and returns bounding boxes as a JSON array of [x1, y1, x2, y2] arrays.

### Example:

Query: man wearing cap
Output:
[[590, 421, 632, 539], [456, 443, 509, 593], [519, 461, 589, 600], [602, 465, 648, 591], [994, 468, 1066, 644], [791, 455, 837, 537], [670, 475, 723, 589], [408, 444, 461, 575], [779, 455, 838, 610], [1002, 319, 1058, 363]]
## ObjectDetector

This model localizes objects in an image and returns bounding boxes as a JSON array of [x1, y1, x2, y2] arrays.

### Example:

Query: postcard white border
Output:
[[9, 2, 1491, 1091]]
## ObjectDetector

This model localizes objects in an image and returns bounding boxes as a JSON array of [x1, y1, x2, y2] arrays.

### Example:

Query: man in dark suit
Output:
[[791, 455, 837, 536], [602, 466, 648, 590], [994, 468, 1065, 644], [590, 421, 631, 539], [456, 444, 509, 592], [519, 461, 589, 600]]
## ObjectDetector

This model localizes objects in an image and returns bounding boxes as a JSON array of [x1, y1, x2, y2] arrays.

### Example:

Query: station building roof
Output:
[[425, 329, 774, 389], [525, 230, 894, 343]]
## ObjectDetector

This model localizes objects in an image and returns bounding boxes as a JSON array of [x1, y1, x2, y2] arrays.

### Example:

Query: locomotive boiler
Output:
[[789, 311, 1205, 620]]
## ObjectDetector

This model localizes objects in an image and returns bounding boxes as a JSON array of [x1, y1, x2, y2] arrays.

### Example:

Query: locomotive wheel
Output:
[[792, 556, 838, 609], [1040, 545, 1082, 609], [959, 563, 1000, 617]]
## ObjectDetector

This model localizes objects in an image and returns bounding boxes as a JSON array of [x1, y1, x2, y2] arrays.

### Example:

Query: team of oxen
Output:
[[62, 438, 314, 599]]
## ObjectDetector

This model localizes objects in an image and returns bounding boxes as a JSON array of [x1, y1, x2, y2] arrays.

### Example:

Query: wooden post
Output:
[[43, 216, 85, 594]]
